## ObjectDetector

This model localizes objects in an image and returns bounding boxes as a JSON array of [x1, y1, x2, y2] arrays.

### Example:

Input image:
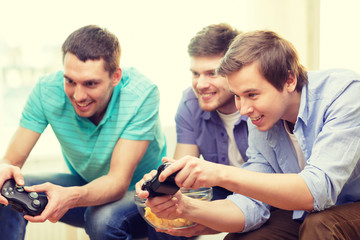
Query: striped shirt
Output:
[[20, 67, 166, 190]]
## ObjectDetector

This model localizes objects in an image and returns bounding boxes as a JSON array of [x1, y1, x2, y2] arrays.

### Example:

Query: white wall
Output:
[[0, 0, 249, 131], [319, 0, 360, 73], [2, 0, 356, 160]]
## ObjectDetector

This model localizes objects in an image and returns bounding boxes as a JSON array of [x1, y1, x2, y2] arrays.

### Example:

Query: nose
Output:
[[73, 85, 87, 102], [238, 98, 253, 116], [196, 75, 210, 90]]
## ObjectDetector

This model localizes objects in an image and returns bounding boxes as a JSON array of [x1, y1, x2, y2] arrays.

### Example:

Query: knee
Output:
[[300, 211, 333, 239], [84, 206, 118, 237]]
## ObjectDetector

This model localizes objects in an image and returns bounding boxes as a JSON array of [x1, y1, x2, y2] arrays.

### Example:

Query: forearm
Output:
[[218, 166, 314, 211], [71, 138, 149, 208], [2, 127, 40, 168], [71, 174, 128, 208], [182, 198, 245, 233]]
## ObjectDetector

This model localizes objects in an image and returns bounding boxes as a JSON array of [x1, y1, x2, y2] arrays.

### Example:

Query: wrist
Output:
[[69, 186, 88, 208]]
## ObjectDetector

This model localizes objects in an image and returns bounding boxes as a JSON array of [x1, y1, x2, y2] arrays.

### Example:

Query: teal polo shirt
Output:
[[20, 67, 166, 190]]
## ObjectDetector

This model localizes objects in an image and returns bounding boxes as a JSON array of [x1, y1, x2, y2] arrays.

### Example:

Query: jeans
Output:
[[0, 173, 148, 240], [147, 186, 233, 240]]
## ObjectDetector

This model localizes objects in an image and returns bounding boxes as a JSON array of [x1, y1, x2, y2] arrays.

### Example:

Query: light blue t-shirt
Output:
[[228, 68, 360, 232], [20, 67, 166, 190]]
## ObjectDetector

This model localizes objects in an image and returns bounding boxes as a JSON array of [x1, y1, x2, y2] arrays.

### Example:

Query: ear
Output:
[[285, 71, 297, 93], [111, 68, 122, 87]]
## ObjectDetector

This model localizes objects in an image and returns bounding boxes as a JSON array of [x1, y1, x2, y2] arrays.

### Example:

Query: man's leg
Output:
[[224, 209, 301, 240], [84, 190, 148, 240], [147, 225, 188, 240], [0, 205, 26, 240], [300, 201, 360, 240], [0, 173, 87, 240]]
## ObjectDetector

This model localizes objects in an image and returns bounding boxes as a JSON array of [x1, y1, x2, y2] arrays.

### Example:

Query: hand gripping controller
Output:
[[1, 179, 48, 216], [142, 162, 180, 198]]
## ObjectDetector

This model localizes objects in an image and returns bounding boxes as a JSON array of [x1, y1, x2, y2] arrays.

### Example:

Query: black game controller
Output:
[[142, 162, 180, 198], [1, 179, 48, 216]]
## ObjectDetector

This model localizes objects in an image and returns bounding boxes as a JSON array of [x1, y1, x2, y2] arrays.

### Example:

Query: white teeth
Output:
[[251, 115, 262, 121], [77, 103, 89, 107], [201, 93, 214, 97]]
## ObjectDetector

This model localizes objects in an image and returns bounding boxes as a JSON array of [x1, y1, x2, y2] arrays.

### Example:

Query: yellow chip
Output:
[[144, 207, 194, 229]]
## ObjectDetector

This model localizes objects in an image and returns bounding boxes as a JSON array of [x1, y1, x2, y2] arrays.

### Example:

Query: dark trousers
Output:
[[224, 201, 360, 240]]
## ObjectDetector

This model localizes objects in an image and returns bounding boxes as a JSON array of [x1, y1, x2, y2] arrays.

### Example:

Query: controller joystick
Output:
[[1, 179, 48, 216], [142, 162, 180, 198]]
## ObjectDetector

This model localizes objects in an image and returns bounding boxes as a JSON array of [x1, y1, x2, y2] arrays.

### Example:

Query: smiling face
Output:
[[63, 52, 121, 125], [191, 56, 237, 114], [228, 61, 300, 131]]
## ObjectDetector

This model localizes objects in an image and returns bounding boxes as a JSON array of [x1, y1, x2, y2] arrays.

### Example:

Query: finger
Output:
[[13, 170, 24, 186], [24, 214, 47, 223], [146, 194, 173, 208], [144, 170, 157, 180], [136, 170, 158, 198], [48, 218, 58, 223], [162, 157, 176, 164], [137, 189, 149, 199], [166, 227, 197, 237], [0, 196, 9, 205], [181, 173, 198, 189], [146, 195, 179, 217], [24, 182, 49, 193], [159, 160, 185, 182], [24, 199, 52, 223]]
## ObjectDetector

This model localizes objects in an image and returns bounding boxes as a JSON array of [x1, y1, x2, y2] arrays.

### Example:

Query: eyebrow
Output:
[[190, 68, 216, 73], [229, 87, 259, 95], [243, 89, 258, 94], [63, 74, 101, 83]]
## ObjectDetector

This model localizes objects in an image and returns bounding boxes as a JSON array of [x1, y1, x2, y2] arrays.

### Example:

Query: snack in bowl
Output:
[[144, 206, 194, 229], [135, 187, 213, 230]]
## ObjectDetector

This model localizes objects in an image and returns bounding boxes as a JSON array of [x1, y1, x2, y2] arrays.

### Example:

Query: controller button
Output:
[[8, 187, 13, 191], [15, 187, 25, 193], [32, 199, 41, 208], [29, 192, 39, 199]]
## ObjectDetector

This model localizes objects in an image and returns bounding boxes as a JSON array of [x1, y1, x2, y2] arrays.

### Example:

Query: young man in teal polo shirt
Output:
[[0, 25, 165, 240]]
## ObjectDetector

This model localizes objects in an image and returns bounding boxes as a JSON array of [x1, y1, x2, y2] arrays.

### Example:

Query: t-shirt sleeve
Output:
[[120, 84, 161, 141], [20, 77, 48, 133], [175, 90, 197, 144]]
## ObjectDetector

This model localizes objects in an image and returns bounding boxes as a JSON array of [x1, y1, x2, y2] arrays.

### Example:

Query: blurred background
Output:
[[0, 0, 359, 239]]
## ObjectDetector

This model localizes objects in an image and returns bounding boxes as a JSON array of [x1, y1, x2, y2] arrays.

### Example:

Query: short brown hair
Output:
[[62, 25, 121, 76], [188, 23, 241, 57], [217, 30, 308, 92]]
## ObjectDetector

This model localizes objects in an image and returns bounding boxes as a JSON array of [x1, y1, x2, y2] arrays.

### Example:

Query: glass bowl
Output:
[[134, 187, 213, 230]]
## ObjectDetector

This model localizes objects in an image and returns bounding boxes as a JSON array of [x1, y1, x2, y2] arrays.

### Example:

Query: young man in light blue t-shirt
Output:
[[0, 25, 165, 240]]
